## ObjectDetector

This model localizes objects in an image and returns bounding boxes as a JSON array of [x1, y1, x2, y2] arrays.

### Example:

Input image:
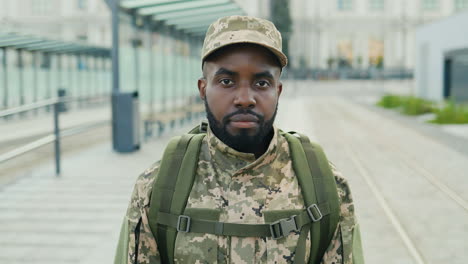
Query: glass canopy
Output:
[[0, 32, 110, 56], [120, 0, 245, 36]]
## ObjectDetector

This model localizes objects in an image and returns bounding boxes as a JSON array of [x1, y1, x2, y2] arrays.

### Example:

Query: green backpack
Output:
[[147, 122, 340, 264]]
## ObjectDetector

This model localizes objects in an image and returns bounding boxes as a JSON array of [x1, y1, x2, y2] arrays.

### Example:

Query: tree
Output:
[[270, 0, 293, 67]]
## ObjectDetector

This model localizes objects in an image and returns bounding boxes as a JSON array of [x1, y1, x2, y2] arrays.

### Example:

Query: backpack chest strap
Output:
[[156, 202, 330, 240]]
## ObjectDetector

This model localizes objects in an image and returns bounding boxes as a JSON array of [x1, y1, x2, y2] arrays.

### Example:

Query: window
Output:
[[337, 0, 353, 11], [369, 0, 385, 11], [422, 0, 439, 11], [78, 0, 87, 10], [454, 0, 468, 11]]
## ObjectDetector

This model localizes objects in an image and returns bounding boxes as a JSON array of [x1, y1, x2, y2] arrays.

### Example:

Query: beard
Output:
[[204, 99, 278, 154]]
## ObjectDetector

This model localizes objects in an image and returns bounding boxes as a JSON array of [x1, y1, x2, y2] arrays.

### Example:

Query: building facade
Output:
[[415, 11, 468, 102], [284, 0, 468, 70], [0, 0, 111, 46]]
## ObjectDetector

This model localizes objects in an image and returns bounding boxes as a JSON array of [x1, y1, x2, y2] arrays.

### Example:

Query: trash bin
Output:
[[112, 91, 140, 153]]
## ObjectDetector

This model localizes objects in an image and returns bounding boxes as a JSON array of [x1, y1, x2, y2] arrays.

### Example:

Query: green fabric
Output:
[[148, 129, 206, 264], [148, 135, 192, 264], [167, 134, 205, 261], [352, 224, 365, 264], [282, 132, 341, 264], [156, 204, 330, 238], [263, 209, 303, 223], [282, 133, 322, 264], [294, 223, 311, 264], [114, 218, 129, 264]]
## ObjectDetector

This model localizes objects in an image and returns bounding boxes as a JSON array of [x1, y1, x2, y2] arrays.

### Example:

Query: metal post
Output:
[[1, 47, 8, 109], [57, 53, 62, 96], [161, 27, 167, 113], [18, 49, 25, 106], [53, 102, 61, 176], [101, 56, 106, 96], [45, 52, 52, 112], [77, 53, 83, 106], [184, 34, 191, 123], [172, 29, 178, 115], [147, 22, 155, 117], [87, 55, 91, 99], [103, 56, 108, 95], [94, 55, 99, 96], [132, 38, 140, 93], [110, 0, 120, 94], [2, 47, 8, 109], [33, 52, 38, 103], [32, 51, 38, 115], [68, 54, 73, 98]]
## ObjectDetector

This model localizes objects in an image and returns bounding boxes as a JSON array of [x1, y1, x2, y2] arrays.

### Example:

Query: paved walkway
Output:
[[1, 80, 467, 263], [0, 121, 200, 264]]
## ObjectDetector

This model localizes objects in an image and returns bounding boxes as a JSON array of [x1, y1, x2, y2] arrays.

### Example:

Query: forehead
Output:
[[203, 44, 281, 73]]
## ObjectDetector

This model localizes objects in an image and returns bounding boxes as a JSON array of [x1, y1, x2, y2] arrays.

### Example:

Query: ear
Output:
[[277, 81, 283, 97], [198, 78, 207, 100]]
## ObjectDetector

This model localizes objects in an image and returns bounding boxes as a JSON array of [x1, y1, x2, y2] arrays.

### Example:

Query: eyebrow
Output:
[[214, 68, 275, 80], [214, 68, 237, 77], [254, 71, 274, 80]]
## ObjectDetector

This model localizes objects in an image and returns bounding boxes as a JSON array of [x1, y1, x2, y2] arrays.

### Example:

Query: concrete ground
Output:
[[1, 80, 467, 263]]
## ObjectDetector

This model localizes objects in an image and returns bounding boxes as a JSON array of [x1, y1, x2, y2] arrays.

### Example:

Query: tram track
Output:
[[331, 98, 468, 213], [316, 100, 427, 264], [308, 96, 468, 264]]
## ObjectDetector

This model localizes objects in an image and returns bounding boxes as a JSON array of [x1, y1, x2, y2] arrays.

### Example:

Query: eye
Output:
[[219, 78, 234, 86], [256, 80, 271, 88]]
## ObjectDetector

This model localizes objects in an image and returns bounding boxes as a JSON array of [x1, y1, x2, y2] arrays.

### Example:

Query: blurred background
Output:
[[0, 0, 467, 263]]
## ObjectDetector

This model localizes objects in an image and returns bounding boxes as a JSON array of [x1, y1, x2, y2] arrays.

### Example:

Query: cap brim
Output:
[[202, 40, 288, 68]]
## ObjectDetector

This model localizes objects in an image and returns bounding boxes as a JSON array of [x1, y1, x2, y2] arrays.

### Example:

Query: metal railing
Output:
[[0, 96, 110, 175]]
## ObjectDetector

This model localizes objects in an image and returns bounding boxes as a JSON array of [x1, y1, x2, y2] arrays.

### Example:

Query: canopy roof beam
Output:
[[169, 12, 239, 28], [137, 0, 230, 16], [153, 3, 240, 20], [121, 0, 186, 10]]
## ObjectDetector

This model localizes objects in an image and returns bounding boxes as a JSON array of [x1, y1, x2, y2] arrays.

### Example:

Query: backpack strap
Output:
[[148, 128, 206, 264], [282, 132, 340, 264], [155, 202, 330, 238]]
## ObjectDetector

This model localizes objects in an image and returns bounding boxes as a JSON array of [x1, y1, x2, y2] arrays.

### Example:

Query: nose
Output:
[[233, 86, 256, 109]]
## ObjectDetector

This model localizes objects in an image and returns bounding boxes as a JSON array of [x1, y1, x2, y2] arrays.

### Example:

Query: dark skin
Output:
[[198, 44, 283, 158]]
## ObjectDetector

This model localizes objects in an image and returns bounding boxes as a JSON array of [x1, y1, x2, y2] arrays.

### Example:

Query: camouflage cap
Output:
[[202, 15, 288, 68]]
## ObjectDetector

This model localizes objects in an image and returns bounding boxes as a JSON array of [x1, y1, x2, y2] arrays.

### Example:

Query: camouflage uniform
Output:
[[114, 127, 364, 263]]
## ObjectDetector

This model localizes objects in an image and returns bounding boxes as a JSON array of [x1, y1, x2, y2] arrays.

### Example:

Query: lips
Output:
[[229, 114, 259, 123], [228, 114, 259, 129]]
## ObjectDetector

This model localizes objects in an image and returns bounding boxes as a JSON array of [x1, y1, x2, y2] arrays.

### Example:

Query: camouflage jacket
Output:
[[114, 127, 364, 264]]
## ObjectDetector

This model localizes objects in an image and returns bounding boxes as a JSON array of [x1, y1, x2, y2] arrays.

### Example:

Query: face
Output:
[[198, 44, 283, 152]]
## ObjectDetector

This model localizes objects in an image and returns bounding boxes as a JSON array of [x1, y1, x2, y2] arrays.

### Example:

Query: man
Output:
[[115, 15, 363, 264]]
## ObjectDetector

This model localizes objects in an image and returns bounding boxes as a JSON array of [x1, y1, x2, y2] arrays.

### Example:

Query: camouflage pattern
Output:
[[202, 15, 288, 67], [115, 127, 363, 264]]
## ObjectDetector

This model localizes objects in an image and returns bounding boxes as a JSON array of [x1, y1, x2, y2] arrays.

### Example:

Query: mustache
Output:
[[222, 109, 264, 124]]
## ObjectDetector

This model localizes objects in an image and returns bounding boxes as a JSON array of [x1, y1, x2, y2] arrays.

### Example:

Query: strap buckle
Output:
[[307, 204, 323, 222], [199, 121, 208, 132], [177, 215, 191, 233], [269, 215, 298, 240]]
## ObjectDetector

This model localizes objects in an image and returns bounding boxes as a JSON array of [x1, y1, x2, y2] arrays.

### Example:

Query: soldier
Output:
[[115, 15, 364, 264]]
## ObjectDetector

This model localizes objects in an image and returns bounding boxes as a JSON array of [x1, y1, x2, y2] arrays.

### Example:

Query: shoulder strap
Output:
[[148, 125, 206, 264], [282, 132, 340, 264]]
